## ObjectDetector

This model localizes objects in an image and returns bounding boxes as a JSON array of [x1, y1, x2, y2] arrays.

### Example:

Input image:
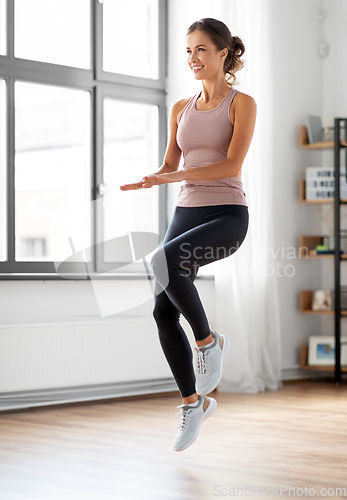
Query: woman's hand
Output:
[[119, 174, 158, 191], [119, 180, 146, 191], [119, 170, 186, 190]]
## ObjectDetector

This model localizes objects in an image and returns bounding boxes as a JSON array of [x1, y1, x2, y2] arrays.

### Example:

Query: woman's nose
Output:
[[189, 51, 197, 63]]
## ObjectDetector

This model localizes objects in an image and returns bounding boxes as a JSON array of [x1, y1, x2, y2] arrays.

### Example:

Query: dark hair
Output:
[[186, 18, 245, 86]]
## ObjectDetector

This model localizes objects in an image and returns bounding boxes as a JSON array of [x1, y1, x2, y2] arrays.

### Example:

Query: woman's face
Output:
[[186, 30, 227, 81]]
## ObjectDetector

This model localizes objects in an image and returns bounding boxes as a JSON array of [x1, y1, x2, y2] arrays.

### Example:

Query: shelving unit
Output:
[[299, 235, 347, 259], [299, 125, 347, 149], [299, 290, 347, 315], [299, 179, 347, 204], [299, 119, 347, 385], [299, 344, 347, 372]]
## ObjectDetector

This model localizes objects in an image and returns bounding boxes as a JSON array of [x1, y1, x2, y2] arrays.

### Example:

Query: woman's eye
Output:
[[187, 48, 204, 54]]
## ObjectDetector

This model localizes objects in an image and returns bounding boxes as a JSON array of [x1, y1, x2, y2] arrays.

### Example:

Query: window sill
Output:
[[0, 273, 215, 281]]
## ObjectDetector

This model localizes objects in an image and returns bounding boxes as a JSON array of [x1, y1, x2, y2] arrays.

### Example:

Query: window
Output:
[[14, 82, 91, 262], [14, 0, 90, 68], [0, 0, 6, 55], [0, 80, 6, 261], [0, 0, 167, 278], [103, 98, 159, 245], [103, 0, 159, 79], [20, 237, 47, 258]]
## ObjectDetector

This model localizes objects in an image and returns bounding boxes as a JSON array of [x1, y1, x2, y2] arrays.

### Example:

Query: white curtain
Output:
[[208, 0, 283, 392], [168, 0, 283, 392]]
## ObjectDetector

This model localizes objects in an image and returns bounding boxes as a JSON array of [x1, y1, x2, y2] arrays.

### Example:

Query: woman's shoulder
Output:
[[170, 95, 196, 126], [232, 90, 257, 108], [230, 90, 257, 125]]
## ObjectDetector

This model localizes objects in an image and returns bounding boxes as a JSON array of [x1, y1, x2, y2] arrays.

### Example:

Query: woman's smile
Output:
[[192, 65, 204, 73]]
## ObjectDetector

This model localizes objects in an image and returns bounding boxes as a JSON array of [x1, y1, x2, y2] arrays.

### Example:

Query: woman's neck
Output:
[[199, 79, 231, 103]]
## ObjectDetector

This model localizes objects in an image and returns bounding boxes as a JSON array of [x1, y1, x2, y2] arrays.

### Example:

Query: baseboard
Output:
[[0, 377, 177, 412], [281, 365, 344, 381]]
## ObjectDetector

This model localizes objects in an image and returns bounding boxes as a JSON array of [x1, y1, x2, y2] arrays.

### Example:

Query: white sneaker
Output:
[[172, 395, 217, 452], [195, 330, 230, 395]]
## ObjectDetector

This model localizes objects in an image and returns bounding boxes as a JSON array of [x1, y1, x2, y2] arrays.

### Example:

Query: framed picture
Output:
[[311, 289, 332, 311], [305, 115, 334, 143], [308, 336, 347, 366], [306, 115, 324, 143]]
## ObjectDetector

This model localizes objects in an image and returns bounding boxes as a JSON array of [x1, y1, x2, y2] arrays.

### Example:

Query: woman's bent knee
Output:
[[153, 302, 178, 329], [150, 247, 169, 287]]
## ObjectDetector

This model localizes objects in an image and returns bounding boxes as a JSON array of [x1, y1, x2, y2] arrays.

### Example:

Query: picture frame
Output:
[[311, 289, 332, 311], [306, 115, 324, 144], [308, 336, 347, 366]]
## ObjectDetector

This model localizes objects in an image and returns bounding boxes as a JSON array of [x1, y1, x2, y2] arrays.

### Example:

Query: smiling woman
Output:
[[119, 17, 256, 453]]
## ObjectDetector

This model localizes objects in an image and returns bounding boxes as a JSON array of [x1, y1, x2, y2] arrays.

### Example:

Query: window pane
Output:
[[103, 0, 159, 79], [103, 99, 159, 262], [0, 80, 6, 261], [15, 82, 91, 261], [14, 0, 90, 69], [0, 0, 6, 55]]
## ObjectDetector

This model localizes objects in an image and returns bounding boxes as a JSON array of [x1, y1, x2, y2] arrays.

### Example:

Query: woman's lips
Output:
[[192, 66, 204, 73]]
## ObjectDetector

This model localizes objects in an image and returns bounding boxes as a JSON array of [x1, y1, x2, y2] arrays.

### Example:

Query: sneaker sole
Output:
[[173, 397, 217, 452], [198, 334, 230, 395]]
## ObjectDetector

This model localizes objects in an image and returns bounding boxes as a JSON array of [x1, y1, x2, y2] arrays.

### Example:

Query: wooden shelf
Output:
[[300, 290, 333, 314], [300, 344, 347, 371], [299, 235, 326, 258], [299, 235, 347, 259], [299, 179, 347, 204], [300, 290, 347, 315], [299, 125, 347, 149]]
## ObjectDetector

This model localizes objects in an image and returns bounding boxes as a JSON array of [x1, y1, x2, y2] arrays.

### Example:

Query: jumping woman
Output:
[[120, 18, 256, 452]]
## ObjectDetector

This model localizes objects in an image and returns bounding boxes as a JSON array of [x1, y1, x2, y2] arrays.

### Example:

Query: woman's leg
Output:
[[151, 205, 249, 398], [152, 205, 249, 339], [153, 279, 198, 399], [153, 206, 200, 399]]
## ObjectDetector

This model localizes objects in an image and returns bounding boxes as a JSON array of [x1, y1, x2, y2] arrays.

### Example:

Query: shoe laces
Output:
[[172, 405, 193, 430], [194, 346, 210, 375]]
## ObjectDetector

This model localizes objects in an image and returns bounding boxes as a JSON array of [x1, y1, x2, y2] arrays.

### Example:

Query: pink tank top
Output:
[[175, 87, 248, 207]]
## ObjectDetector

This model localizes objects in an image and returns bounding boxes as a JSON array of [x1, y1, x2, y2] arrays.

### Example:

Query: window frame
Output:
[[0, 0, 168, 280]]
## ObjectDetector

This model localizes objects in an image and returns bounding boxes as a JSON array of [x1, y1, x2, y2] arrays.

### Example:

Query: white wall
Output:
[[323, 0, 347, 121], [269, 0, 326, 371]]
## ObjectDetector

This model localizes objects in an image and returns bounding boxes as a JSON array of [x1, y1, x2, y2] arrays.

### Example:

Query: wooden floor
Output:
[[1, 380, 347, 500]]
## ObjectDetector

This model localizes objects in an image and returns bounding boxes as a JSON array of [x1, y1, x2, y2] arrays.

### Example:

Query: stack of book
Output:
[[305, 166, 347, 200]]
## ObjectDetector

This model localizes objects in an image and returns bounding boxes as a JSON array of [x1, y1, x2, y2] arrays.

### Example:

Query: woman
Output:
[[120, 18, 256, 452]]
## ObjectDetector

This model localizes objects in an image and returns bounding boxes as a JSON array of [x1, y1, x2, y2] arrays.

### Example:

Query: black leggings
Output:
[[151, 204, 249, 398]]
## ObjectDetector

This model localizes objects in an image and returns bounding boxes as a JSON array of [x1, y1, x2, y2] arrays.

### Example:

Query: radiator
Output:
[[0, 317, 176, 411]]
